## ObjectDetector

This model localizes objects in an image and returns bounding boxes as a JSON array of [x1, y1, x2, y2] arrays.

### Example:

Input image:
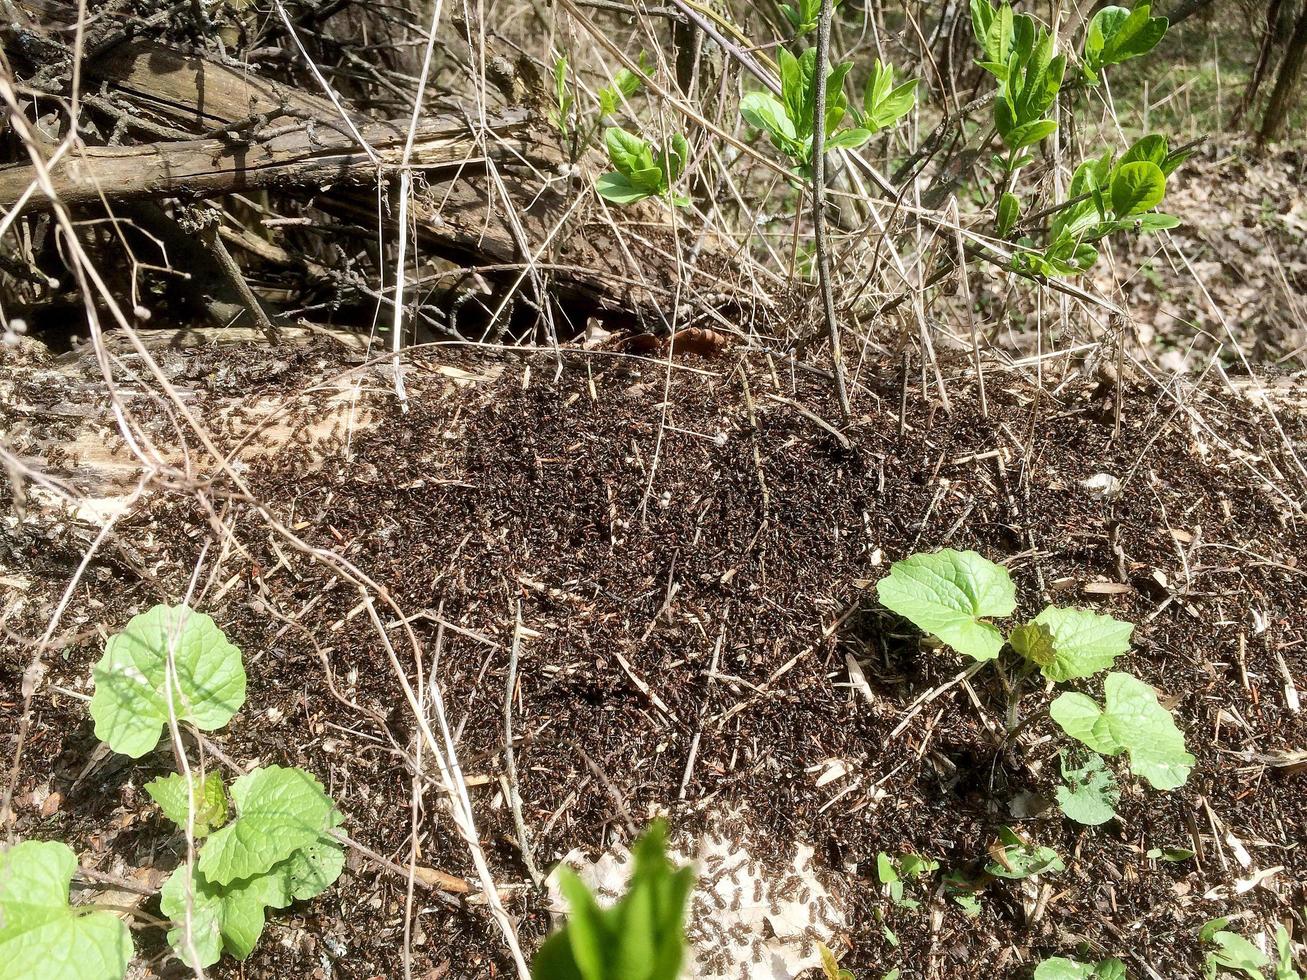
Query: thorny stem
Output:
[[811, 0, 852, 423]]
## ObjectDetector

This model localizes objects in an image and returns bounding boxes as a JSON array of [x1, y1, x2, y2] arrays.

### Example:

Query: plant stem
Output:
[[811, 0, 852, 423]]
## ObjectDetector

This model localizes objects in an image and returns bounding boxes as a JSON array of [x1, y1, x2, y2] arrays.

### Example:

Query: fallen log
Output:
[[0, 34, 740, 327]]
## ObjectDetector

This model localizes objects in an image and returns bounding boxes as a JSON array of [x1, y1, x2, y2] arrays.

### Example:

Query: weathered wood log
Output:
[[0, 34, 730, 326]]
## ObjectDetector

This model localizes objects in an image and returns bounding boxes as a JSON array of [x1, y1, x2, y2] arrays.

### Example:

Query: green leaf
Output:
[[1205, 928, 1270, 979], [198, 766, 343, 886], [1002, 117, 1058, 151], [826, 128, 872, 151], [1055, 751, 1119, 825], [1087, 4, 1168, 73], [603, 128, 659, 187], [970, 0, 998, 59], [160, 829, 342, 969], [1147, 846, 1195, 862], [1134, 212, 1181, 233], [0, 840, 133, 980], [740, 91, 798, 151], [1110, 160, 1166, 217], [997, 192, 1020, 237], [1017, 605, 1134, 681], [864, 59, 918, 132], [160, 861, 289, 968], [1035, 958, 1128, 980], [90, 604, 247, 759], [1050, 672, 1194, 790], [875, 549, 1016, 661], [1275, 925, 1302, 980], [953, 894, 982, 917], [146, 771, 229, 837], [532, 822, 693, 980], [596, 172, 653, 205], [985, 826, 1064, 880]]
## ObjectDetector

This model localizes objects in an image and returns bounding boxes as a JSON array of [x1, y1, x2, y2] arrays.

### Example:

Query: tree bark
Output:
[[1167, 0, 1219, 24], [1234, 0, 1285, 127], [1259, 1, 1307, 143]]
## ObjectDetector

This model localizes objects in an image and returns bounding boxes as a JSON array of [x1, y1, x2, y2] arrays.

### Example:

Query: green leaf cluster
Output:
[[597, 127, 691, 207], [89, 603, 247, 759], [1035, 956, 1127, 979], [862, 60, 918, 133], [0, 841, 134, 980], [875, 549, 1192, 819], [532, 821, 693, 980], [1012, 134, 1187, 277], [780, 0, 836, 37], [971, 2, 1065, 163], [876, 852, 938, 909], [1050, 673, 1195, 790], [985, 826, 1064, 880], [740, 46, 871, 179], [1083, 5, 1168, 84], [146, 771, 229, 838], [160, 766, 345, 968]]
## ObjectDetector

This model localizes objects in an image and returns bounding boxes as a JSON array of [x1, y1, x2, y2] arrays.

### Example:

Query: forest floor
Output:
[[2, 325, 1304, 978]]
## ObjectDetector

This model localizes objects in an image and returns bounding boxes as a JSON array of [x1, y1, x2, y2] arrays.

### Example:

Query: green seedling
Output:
[[89, 603, 247, 758], [0, 841, 134, 980], [550, 56, 575, 138], [985, 826, 1064, 880], [874, 548, 1194, 803], [1276, 925, 1304, 980], [532, 821, 693, 980], [1055, 750, 1120, 826], [876, 852, 939, 909], [161, 766, 345, 968], [819, 942, 856, 979], [78, 605, 344, 970], [146, 770, 229, 837], [1201, 918, 1271, 979], [1035, 956, 1128, 979], [740, 46, 871, 180], [875, 549, 1133, 679], [1050, 672, 1195, 790], [596, 127, 691, 207]]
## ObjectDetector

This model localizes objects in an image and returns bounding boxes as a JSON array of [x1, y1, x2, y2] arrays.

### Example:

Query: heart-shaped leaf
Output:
[[90, 604, 246, 759], [0, 840, 133, 980], [1050, 672, 1194, 789], [1015, 605, 1134, 681], [876, 549, 1016, 661], [198, 766, 343, 886], [1055, 751, 1119, 826]]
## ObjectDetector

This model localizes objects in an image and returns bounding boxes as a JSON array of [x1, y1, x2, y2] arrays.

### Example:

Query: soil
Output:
[[2, 337, 1305, 979]]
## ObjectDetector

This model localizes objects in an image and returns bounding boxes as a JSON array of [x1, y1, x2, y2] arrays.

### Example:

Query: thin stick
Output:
[[811, 0, 852, 422], [503, 603, 541, 885], [949, 197, 986, 417]]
